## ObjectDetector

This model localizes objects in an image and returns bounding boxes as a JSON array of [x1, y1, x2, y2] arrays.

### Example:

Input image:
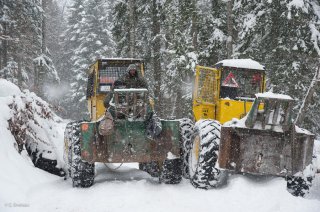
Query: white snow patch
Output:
[[0, 79, 21, 97], [295, 125, 313, 135], [255, 92, 293, 100], [167, 152, 179, 159], [216, 59, 265, 70]]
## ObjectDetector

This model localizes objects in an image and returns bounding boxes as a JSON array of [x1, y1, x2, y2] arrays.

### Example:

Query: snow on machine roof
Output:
[[215, 59, 265, 71]]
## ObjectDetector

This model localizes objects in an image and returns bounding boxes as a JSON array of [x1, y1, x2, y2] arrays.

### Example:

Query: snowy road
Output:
[[1, 161, 320, 212]]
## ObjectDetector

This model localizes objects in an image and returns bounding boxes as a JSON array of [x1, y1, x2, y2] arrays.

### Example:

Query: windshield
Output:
[[98, 61, 143, 93], [220, 69, 264, 99]]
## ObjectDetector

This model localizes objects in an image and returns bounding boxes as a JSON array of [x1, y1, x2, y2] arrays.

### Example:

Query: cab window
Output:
[[98, 61, 142, 93], [220, 69, 264, 99]]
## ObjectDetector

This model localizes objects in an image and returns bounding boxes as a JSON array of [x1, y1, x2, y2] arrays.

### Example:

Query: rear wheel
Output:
[[139, 159, 182, 184], [179, 118, 194, 179], [64, 121, 95, 187], [160, 158, 182, 184], [287, 156, 316, 197], [189, 119, 227, 189], [139, 161, 160, 177]]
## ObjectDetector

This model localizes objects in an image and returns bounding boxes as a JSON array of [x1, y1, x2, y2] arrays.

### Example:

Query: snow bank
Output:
[[216, 59, 265, 70], [0, 79, 21, 97], [0, 79, 67, 172]]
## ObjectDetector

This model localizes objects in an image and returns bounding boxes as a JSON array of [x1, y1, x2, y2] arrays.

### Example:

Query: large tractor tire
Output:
[[287, 155, 317, 197], [189, 119, 227, 189], [139, 159, 182, 184], [179, 118, 194, 179], [64, 121, 95, 187], [160, 158, 182, 184], [26, 142, 65, 177], [139, 161, 160, 177]]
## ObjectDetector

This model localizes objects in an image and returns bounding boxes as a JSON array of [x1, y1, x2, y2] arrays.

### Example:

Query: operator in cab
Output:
[[100, 63, 161, 139]]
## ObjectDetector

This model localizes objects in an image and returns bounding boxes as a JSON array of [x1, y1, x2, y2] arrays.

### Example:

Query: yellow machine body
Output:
[[192, 63, 266, 123], [86, 58, 145, 121]]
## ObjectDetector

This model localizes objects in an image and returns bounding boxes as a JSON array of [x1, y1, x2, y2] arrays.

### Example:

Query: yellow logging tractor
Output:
[[186, 59, 316, 197], [64, 58, 183, 187]]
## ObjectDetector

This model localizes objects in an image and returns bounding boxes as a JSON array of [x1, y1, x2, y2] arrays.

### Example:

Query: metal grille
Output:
[[197, 69, 216, 103], [99, 67, 128, 84], [114, 89, 148, 120]]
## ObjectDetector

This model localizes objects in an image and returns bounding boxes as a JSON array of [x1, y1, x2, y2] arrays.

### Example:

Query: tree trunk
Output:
[[42, 0, 47, 54], [295, 66, 320, 125], [191, 0, 198, 52], [2, 22, 8, 69], [17, 56, 22, 88], [129, 0, 135, 58], [226, 0, 233, 58], [152, 0, 162, 115]]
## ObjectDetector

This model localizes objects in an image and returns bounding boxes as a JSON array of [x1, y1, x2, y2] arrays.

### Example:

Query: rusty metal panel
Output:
[[292, 132, 315, 174], [80, 120, 180, 163], [218, 126, 314, 176], [80, 122, 97, 163]]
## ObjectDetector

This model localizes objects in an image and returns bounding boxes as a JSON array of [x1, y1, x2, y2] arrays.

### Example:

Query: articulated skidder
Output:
[[64, 58, 182, 187], [186, 59, 316, 197]]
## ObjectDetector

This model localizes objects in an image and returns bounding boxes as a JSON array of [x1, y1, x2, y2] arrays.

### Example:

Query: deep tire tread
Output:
[[64, 121, 95, 188], [160, 159, 182, 184], [179, 118, 194, 179], [189, 119, 225, 189]]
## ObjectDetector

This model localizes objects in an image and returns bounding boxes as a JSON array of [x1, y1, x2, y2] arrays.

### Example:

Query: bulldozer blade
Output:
[[218, 126, 314, 176]]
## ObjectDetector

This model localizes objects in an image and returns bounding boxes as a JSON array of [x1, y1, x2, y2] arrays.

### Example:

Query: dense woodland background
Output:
[[1, 0, 320, 134]]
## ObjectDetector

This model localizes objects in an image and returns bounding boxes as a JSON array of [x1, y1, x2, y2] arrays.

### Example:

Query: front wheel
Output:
[[64, 121, 95, 187], [189, 119, 227, 189]]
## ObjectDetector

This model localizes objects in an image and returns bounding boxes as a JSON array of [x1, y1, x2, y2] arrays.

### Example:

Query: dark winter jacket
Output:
[[116, 72, 148, 89], [103, 72, 148, 108]]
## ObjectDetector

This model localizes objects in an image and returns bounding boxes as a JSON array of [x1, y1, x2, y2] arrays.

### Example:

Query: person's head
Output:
[[127, 64, 138, 77]]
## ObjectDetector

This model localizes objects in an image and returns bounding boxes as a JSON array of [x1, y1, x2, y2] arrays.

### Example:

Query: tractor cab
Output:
[[193, 59, 266, 123], [86, 58, 145, 121], [216, 59, 266, 100]]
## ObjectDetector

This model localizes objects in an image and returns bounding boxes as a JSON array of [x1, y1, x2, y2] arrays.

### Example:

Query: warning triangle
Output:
[[222, 72, 239, 87]]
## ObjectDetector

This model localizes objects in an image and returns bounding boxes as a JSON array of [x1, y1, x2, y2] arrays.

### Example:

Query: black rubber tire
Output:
[[139, 161, 160, 177], [26, 139, 65, 177], [64, 121, 95, 187], [159, 158, 182, 184], [179, 118, 194, 179], [189, 119, 227, 189], [64, 121, 74, 178], [286, 155, 317, 197]]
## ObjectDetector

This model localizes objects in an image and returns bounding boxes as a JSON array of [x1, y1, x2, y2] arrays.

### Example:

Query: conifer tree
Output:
[[62, 0, 115, 119]]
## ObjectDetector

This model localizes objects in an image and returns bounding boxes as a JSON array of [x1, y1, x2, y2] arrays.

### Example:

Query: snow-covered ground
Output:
[[0, 79, 320, 212]]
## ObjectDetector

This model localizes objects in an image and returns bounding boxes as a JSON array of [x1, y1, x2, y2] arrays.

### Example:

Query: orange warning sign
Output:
[[222, 72, 239, 87]]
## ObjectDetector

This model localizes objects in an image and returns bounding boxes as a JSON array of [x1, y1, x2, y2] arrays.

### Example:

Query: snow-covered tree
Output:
[[0, 0, 44, 90], [233, 0, 320, 131], [62, 0, 115, 119]]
